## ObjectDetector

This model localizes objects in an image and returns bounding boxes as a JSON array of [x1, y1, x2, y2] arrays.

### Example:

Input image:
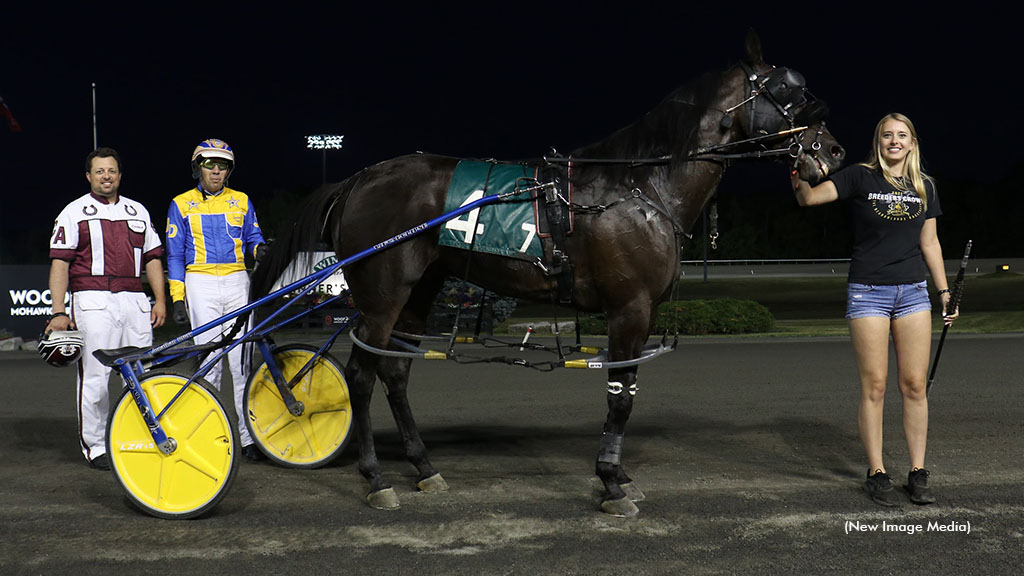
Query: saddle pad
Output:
[[439, 160, 543, 260]]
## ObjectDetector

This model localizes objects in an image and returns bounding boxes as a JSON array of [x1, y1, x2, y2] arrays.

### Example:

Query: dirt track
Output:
[[2, 333, 1022, 575]]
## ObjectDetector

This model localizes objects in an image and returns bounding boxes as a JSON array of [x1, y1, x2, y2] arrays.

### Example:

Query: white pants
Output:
[[184, 271, 254, 446], [73, 290, 153, 462]]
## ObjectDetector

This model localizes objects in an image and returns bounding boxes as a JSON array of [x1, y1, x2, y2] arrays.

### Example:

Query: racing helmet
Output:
[[190, 138, 235, 178], [38, 330, 85, 367]]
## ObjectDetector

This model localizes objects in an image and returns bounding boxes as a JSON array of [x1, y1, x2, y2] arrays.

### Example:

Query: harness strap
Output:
[[708, 200, 719, 250], [538, 164, 574, 304], [445, 163, 495, 352], [349, 327, 676, 372]]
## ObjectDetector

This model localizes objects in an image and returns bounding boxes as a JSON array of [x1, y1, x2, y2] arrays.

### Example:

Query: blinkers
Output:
[[763, 67, 807, 110], [748, 66, 829, 135]]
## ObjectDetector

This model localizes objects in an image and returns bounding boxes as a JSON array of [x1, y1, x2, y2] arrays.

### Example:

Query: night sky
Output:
[[2, 5, 1019, 262]]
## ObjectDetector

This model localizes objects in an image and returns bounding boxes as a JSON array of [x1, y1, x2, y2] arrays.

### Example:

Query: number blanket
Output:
[[438, 160, 544, 261]]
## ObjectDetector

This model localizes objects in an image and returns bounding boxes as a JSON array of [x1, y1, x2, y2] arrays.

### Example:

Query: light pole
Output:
[[305, 134, 345, 186]]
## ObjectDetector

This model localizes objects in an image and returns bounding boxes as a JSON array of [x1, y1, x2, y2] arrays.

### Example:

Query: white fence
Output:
[[680, 258, 1021, 279]]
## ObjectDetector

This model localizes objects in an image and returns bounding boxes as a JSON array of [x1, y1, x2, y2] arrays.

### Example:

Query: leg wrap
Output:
[[597, 432, 624, 466]]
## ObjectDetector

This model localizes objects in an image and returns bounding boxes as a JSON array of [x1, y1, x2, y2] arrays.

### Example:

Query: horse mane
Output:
[[249, 175, 359, 300], [571, 68, 728, 184]]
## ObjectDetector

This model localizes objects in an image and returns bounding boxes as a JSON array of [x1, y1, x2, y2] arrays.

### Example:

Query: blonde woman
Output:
[[792, 113, 958, 506]]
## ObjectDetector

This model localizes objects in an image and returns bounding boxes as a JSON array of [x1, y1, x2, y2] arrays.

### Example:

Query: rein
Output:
[[538, 62, 829, 244], [540, 119, 812, 239], [541, 125, 810, 167], [539, 123, 810, 232], [690, 125, 809, 160]]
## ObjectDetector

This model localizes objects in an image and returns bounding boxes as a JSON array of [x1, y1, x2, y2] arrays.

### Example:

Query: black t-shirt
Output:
[[830, 165, 941, 285]]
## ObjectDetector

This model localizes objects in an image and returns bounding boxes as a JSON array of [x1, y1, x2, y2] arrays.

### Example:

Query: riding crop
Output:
[[927, 239, 972, 396]]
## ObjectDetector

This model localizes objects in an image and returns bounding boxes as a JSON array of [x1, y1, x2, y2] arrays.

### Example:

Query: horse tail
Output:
[[249, 177, 356, 301]]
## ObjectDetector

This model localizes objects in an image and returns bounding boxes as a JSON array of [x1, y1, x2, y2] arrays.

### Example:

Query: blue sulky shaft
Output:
[[137, 190, 519, 424], [152, 190, 515, 356]]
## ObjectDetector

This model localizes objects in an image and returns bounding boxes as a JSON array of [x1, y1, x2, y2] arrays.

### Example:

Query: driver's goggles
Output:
[[199, 158, 232, 171]]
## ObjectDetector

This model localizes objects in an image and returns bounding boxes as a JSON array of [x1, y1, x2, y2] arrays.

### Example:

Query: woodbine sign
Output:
[[2, 265, 61, 339]]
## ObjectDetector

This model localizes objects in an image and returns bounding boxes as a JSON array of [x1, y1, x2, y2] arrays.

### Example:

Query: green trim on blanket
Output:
[[439, 160, 542, 260]]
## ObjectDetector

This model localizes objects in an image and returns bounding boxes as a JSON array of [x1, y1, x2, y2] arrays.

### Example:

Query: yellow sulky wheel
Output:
[[244, 344, 352, 469], [107, 370, 239, 520]]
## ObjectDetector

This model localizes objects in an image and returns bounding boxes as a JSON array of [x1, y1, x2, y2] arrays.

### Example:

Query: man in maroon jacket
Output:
[[45, 147, 166, 470]]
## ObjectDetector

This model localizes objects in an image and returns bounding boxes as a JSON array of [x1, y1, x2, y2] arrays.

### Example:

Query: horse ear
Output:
[[745, 29, 765, 66]]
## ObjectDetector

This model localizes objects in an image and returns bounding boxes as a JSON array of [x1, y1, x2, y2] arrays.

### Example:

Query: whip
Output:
[[927, 240, 972, 396]]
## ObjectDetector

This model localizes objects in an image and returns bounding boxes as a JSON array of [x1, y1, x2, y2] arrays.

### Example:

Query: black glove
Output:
[[255, 243, 267, 263], [173, 301, 190, 327]]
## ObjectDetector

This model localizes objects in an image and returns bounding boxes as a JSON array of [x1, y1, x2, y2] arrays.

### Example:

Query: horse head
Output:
[[714, 30, 845, 183]]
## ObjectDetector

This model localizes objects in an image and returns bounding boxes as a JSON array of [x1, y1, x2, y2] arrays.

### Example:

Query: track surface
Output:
[[2, 333, 1022, 575]]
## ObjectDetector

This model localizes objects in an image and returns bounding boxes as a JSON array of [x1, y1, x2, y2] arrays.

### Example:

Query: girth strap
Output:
[[538, 164, 574, 305]]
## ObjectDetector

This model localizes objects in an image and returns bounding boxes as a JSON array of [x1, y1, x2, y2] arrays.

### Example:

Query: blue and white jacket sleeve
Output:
[[244, 201, 266, 259], [166, 202, 188, 302]]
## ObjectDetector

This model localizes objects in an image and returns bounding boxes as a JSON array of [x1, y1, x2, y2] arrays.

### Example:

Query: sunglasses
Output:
[[199, 158, 232, 171]]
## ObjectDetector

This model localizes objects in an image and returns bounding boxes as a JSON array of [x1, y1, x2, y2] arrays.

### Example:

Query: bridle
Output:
[[543, 63, 830, 168], [689, 63, 829, 166]]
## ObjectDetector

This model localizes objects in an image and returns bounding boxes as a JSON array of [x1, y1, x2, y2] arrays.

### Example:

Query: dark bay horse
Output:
[[253, 32, 845, 516]]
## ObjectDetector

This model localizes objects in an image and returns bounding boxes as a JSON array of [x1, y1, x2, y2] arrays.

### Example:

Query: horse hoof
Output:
[[367, 488, 401, 510], [621, 482, 646, 503], [417, 473, 449, 493], [601, 496, 640, 518]]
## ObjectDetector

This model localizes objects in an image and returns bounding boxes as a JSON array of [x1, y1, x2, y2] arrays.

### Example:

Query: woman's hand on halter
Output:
[[791, 169, 838, 207]]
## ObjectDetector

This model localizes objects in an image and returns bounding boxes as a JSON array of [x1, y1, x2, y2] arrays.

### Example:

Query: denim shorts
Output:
[[846, 281, 932, 320]]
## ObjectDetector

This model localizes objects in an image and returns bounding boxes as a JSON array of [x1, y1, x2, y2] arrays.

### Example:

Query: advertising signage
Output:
[[2, 265, 60, 340]]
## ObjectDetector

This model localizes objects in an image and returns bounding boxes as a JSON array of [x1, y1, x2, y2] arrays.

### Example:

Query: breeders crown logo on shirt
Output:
[[869, 191, 922, 221]]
